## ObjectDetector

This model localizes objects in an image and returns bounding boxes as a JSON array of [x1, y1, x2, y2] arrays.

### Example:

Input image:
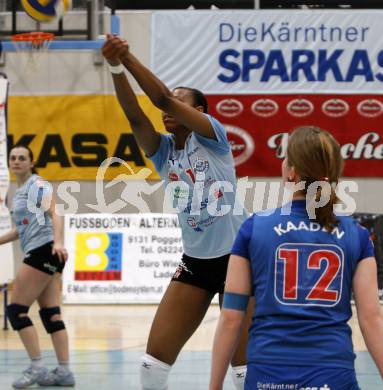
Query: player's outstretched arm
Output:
[[0, 227, 18, 245], [209, 255, 252, 390], [353, 257, 383, 378], [102, 36, 161, 157], [117, 41, 216, 140]]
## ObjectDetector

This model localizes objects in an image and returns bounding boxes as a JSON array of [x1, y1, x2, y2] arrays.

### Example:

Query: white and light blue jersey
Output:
[[11, 174, 54, 254], [149, 114, 247, 258]]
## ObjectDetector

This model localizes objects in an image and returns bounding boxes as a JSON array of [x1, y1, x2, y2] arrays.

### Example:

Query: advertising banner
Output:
[[152, 10, 383, 94], [153, 11, 383, 177], [209, 94, 383, 177], [63, 214, 182, 303], [0, 77, 14, 284], [8, 95, 164, 180]]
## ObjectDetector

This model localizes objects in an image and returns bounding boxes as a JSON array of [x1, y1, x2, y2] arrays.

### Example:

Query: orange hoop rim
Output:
[[11, 32, 55, 45]]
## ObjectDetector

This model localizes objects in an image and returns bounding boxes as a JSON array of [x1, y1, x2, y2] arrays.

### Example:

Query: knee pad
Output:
[[140, 353, 171, 390], [39, 306, 66, 334], [232, 365, 247, 390], [6, 304, 33, 331]]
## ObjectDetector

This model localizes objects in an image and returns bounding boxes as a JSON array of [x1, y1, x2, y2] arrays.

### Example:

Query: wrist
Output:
[[107, 58, 120, 66], [120, 52, 134, 67], [107, 62, 125, 74]]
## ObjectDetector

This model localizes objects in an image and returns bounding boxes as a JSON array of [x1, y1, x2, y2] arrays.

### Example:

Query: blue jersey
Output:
[[232, 200, 374, 369], [150, 114, 247, 259], [11, 174, 54, 253]]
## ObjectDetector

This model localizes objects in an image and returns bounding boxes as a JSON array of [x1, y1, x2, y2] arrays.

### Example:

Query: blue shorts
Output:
[[245, 363, 360, 390]]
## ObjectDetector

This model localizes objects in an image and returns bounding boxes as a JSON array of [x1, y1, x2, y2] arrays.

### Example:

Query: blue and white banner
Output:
[[0, 76, 14, 284], [152, 10, 383, 94]]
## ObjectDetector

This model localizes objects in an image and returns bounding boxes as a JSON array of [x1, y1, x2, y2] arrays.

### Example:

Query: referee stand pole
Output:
[[1, 284, 8, 330]]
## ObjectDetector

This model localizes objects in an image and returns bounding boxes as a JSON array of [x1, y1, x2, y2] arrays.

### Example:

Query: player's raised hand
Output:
[[102, 34, 129, 65]]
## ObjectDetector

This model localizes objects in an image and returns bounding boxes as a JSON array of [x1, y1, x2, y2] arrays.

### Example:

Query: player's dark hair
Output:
[[175, 86, 208, 113], [10, 144, 38, 174], [287, 126, 344, 232]]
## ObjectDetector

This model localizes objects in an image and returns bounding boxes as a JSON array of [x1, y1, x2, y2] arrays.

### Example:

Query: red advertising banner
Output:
[[208, 95, 383, 177]]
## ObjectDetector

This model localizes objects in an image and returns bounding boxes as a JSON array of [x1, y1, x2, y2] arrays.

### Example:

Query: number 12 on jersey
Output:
[[274, 243, 344, 307]]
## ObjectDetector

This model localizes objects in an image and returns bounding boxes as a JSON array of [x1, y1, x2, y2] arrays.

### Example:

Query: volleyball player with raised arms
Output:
[[210, 126, 383, 390], [102, 35, 250, 390]]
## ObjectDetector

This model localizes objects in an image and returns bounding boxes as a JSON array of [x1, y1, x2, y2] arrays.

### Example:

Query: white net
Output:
[[11, 32, 54, 73]]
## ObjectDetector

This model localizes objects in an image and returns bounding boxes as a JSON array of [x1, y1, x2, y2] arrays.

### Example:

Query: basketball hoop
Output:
[[11, 32, 54, 73]]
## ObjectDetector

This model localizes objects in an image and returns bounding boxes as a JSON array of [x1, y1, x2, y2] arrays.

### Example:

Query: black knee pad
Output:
[[39, 307, 66, 334], [7, 304, 33, 331]]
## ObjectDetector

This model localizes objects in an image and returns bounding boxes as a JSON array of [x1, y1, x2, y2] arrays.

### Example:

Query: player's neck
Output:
[[16, 172, 32, 187], [174, 129, 191, 149], [292, 194, 306, 201]]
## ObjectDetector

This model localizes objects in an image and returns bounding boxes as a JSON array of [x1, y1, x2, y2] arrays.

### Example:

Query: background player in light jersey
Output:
[[210, 126, 383, 390], [102, 35, 251, 390], [1, 145, 74, 388]]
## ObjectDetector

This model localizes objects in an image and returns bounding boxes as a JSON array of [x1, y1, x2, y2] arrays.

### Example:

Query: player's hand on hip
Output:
[[52, 243, 68, 263]]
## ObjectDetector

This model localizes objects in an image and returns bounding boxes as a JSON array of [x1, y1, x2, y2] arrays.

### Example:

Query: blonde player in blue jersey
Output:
[[102, 35, 251, 390], [210, 126, 383, 390], [1, 145, 75, 388]]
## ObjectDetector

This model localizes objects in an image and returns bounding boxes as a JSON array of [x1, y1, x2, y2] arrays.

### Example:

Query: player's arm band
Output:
[[222, 292, 249, 312], [108, 63, 125, 74]]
